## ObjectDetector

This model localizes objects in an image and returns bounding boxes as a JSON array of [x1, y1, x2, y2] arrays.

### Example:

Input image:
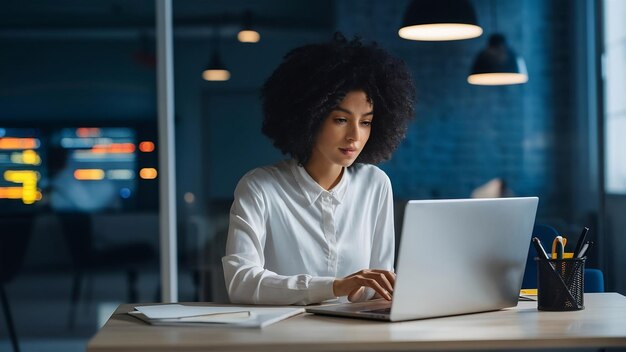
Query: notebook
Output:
[[129, 304, 304, 328], [306, 197, 538, 321]]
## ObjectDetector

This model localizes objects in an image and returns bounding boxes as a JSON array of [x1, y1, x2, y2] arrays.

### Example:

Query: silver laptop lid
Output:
[[390, 197, 538, 321]]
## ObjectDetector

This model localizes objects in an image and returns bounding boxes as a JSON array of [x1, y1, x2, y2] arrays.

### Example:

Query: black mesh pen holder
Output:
[[535, 257, 585, 311]]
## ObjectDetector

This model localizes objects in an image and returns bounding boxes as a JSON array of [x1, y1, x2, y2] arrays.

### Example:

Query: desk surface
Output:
[[88, 293, 626, 352]]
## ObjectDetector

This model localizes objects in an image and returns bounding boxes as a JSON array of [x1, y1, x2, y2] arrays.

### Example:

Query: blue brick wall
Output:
[[336, 0, 575, 219]]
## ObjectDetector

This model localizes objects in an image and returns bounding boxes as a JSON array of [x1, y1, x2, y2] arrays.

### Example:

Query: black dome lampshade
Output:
[[202, 51, 230, 82], [468, 34, 528, 85], [399, 0, 483, 41]]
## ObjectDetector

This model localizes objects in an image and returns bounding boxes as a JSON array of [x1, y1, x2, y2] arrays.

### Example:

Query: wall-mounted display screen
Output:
[[49, 127, 137, 212], [0, 127, 45, 211], [0, 126, 158, 213]]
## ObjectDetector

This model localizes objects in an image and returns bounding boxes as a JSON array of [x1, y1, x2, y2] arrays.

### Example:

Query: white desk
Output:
[[88, 292, 626, 351]]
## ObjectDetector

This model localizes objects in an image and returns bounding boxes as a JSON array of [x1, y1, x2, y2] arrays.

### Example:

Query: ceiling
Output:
[[0, 0, 334, 37]]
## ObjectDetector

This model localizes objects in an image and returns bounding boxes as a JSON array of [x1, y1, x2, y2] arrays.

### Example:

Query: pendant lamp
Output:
[[399, 0, 483, 41], [237, 10, 260, 43], [202, 52, 230, 81], [467, 34, 528, 85], [202, 29, 230, 82], [467, 0, 528, 85]]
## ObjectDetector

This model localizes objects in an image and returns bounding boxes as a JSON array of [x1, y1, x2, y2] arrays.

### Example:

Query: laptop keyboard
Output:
[[363, 307, 391, 314]]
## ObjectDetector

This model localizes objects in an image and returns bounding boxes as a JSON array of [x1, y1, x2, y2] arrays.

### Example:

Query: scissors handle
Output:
[[551, 236, 565, 259]]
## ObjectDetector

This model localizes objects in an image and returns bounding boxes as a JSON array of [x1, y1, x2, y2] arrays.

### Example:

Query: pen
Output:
[[573, 227, 590, 258], [576, 243, 589, 258], [532, 237, 550, 260], [577, 241, 593, 258]]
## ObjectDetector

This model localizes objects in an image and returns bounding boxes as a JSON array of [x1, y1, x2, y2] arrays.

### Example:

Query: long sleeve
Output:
[[370, 174, 395, 271], [222, 174, 336, 305]]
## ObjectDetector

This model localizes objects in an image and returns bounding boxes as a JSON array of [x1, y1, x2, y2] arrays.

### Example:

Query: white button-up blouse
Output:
[[222, 159, 394, 305]]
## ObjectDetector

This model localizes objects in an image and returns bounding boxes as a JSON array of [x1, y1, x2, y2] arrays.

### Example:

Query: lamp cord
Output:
[[212, 25, 219, 52]]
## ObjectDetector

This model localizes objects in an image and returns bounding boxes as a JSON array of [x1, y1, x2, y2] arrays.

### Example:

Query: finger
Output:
[[383, 271, 396, 287], [362, 272, 394, 293], [375, 272, 394, 293], [346, 270, 395, 293], [357, 277, 391, 300], [348, 287, 365, 302], [367, 269, 395, 281]]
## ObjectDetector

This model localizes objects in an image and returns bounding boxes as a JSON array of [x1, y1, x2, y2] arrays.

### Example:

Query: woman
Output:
[[222, 34, 415, 305]]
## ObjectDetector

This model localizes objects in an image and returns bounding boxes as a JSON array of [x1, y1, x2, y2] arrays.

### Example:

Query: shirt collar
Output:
[[290, 159, 350, 206]]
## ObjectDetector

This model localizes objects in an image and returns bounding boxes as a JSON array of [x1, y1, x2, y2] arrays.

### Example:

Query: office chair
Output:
[[0, 216, 34, 352], [59, 213, 157, 329], [522, 224, 605, 293], [584, 268, 605, 293]]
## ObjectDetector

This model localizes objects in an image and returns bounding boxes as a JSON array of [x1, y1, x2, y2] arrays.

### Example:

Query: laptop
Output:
[[306, 197, 539, 321]]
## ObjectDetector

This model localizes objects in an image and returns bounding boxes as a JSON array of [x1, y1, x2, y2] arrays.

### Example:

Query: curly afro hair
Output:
[[261, 33, 416, 165]]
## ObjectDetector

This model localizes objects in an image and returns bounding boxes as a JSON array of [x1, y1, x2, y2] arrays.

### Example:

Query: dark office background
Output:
[[1, 0, 625, 351]]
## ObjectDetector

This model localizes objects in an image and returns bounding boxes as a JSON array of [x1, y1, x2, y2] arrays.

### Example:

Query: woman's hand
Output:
[[333, 269, 396, 302]]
